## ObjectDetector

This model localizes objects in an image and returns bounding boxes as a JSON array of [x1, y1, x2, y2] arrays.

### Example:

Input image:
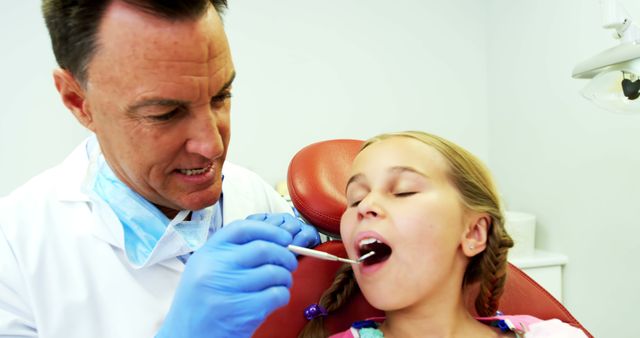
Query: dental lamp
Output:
[[572, 0, 640, 114]]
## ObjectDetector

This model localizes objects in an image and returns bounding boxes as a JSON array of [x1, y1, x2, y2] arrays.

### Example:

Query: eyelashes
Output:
[[394, 191, 416, 197], [211, 91, 232, 104], [347, 191, 418, 208]]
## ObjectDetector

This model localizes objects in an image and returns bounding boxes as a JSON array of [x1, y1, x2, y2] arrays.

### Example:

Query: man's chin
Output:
[[180, 193, 221, 211]]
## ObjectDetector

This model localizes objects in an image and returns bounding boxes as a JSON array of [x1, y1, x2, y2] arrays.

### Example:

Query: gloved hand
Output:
[[156, 219, 297, 338], [246, 212, 320, 248]]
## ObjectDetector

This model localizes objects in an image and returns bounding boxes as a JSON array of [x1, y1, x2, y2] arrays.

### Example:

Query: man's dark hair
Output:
[[41, 0, 228, 86]]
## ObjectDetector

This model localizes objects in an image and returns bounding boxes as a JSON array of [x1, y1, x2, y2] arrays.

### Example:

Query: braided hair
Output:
[[298, 264, 358, 338]]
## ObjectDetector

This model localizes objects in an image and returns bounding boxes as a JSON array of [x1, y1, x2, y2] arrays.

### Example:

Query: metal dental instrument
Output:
[[288, 245, 375, 264], [357, 251, 376, 262]]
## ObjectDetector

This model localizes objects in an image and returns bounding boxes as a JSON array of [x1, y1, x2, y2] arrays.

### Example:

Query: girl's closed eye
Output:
[[347, 193, 366, 207], [391, 180, 423, 197], [346, 184, 368, 208], [393, 191, 417, 197]]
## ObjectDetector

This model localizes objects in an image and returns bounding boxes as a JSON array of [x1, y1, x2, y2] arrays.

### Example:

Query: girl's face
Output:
[[340, 137, 476, 311]]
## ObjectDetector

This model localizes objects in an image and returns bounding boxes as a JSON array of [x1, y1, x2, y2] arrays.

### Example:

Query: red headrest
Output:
[[287, 139, 364, 237]]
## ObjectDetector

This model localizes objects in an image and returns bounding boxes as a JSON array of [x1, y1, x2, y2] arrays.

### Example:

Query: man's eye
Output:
[[349, 200, 361, 207], [149, 109, 179, 122], [211, 92, 232, 104]]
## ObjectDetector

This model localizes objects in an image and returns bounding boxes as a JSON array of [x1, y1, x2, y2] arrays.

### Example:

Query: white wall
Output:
[[223, 0, 490, 185], [487, 1, 640, 337], [0, 1, 489, 196], [0, 2, 89, 196]]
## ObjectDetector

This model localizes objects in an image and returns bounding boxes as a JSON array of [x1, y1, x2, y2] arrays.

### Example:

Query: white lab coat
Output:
[[0, 140, 293, 337]]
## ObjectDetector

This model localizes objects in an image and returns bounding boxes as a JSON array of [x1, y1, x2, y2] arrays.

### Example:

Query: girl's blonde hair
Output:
[[299, 131, 514, 338]]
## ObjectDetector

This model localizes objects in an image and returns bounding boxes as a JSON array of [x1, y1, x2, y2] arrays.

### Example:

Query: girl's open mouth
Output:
[[358, 238, 392, 266]]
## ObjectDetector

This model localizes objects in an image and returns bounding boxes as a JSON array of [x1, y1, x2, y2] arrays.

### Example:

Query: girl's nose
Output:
[[357, 193, 384, 220]]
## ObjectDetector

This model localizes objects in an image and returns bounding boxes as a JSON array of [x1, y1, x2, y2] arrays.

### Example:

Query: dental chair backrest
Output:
[[254, 139, 593, 338]]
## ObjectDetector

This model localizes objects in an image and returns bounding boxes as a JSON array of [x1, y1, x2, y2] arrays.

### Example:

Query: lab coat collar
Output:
[[44, 137, 127, 258], [48, 136, 222, 272], [54, 138, 93, 203], [56, 136, 214, 272], [90, 197, 186, 273]]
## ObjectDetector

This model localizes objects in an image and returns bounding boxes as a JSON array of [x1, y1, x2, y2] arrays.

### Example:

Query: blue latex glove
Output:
[[156, 219, 297, 338], [246, 212, 320, 248]]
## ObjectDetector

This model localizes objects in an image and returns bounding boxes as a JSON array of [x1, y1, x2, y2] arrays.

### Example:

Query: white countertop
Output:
[[508, 250, 568, 269]]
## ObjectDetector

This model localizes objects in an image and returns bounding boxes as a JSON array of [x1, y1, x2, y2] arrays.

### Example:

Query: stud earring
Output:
[[468, 244, 475, 250]]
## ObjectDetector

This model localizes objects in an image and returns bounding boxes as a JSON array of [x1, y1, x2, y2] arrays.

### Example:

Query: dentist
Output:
[[0, 1, 319, 337]]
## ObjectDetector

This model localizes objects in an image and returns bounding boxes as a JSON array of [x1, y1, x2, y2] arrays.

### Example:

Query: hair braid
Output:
[[474, 220, 514, 316], [299, 264, 359, 338]]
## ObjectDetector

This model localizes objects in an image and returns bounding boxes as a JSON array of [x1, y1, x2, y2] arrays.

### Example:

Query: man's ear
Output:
[[461, 214, 490, 257], [53, 68, 95, 132]]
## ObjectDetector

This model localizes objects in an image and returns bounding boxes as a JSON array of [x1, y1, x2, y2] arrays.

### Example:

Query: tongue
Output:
[[361, 242, 392, 266]]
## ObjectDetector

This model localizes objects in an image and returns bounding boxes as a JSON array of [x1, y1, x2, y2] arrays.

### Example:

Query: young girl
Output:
[[299, 131, 587, 338]]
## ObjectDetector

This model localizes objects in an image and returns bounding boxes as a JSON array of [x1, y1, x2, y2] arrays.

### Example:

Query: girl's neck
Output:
[[380, 299, 501, 338]]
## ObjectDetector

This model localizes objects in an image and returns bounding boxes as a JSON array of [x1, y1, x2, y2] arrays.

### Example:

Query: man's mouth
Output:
[[358, 238, 392, 266], [176, 164, 213, 176]]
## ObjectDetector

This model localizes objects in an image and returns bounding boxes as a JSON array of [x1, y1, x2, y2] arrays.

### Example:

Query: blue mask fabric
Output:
[[84, 139, 220, 268]]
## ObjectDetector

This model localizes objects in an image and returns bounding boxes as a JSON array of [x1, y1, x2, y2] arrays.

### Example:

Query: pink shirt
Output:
[[329, 315, 588, 338]]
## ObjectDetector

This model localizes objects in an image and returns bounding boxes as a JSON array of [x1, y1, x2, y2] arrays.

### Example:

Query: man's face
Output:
[[83, 2, 235, 216]]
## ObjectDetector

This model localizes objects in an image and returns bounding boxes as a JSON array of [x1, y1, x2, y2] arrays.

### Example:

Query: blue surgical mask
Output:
[[86, 140, 218, 268]]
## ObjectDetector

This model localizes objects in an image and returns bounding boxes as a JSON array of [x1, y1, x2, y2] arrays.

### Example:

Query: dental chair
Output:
[[254, 139, 592, 338]]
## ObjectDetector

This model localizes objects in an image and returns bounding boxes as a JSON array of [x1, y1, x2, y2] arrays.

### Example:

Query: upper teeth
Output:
[[180, 167, 209, 176], [359, 238, 381, 248]]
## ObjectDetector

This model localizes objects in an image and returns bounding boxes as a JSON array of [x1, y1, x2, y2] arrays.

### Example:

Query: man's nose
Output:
[[184, 108, 225, 160]]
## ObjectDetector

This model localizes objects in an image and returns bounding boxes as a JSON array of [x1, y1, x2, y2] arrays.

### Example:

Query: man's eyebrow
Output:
[[127, 99, 188, 114], [126, 71, 237, 114]]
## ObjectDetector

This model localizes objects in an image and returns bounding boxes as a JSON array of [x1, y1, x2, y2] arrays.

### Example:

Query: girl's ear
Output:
[[53, 68, 95, 131], [461, 214, 490, 257]]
